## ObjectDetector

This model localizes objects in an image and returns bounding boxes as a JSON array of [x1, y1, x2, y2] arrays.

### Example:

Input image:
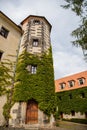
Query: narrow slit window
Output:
[[0, 51, 3, 60]]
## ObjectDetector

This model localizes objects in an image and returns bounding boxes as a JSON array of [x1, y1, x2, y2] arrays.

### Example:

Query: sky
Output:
[[0, 0, 87, 79]]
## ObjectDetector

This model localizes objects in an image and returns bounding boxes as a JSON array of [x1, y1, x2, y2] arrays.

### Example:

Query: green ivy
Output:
[[13, 48, 56, 115], [56, 87, 87, 116]]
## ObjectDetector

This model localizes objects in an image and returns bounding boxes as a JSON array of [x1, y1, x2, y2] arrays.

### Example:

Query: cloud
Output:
[[53, 48, 86, 79]]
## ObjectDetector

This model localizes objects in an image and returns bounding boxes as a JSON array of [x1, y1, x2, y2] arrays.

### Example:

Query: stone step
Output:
[[24, 124, 40, 130]]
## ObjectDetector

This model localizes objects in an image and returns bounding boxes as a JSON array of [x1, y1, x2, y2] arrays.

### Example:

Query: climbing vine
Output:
[[13, 48, 56, 115], [0, 58, 15, 126], [55, 87, 87, 117]]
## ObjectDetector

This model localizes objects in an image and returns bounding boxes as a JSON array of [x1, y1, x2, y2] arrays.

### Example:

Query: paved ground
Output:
[[0, 127, 69, 130]]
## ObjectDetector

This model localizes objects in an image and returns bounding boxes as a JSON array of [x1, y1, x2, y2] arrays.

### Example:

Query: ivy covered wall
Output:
[[56, 87, 87, 116], [13, 48, 56, 115]]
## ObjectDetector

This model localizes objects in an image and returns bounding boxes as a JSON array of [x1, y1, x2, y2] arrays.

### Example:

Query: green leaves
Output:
[[13, 49, 55, 115], [56, 87, 87, 117], [61, 0, 87, 59]]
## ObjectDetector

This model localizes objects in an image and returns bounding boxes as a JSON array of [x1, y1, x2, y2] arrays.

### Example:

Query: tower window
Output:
[[78, 78, 85, 85], [34, 20, 40, 24], [0, 26, 9, 38], [31, 65, 37, 74], [33, 39, 39, 47], [26, 65, 37, 74], [68, 80, 75, 87], [60, 83, 66, 89], [0, 51, 3, 61]]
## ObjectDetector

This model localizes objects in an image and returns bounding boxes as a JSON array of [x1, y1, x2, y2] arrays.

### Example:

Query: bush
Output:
[[63, 118, 87, 124]]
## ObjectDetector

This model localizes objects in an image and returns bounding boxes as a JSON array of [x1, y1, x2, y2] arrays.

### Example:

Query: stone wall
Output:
[[0, 95, 7, 126]]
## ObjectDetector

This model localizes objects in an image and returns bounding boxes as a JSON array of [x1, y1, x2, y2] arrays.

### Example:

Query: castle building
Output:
[[55, 71, 87, 119], [0, 11, 55, 128], [0, 11, 22, 125], [0, 11, 87, 128]]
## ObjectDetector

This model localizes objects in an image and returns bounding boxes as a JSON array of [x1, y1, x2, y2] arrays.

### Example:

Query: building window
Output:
[[81, 92, 85, 98], [0, 26, 9, 38], [60, 112, 63, 118], [71, 110, 75, 116], [33, 39, 39, 47], [78, 78, 85, 85], [34, 20, 40, 24], [69, 94, 72, 99], [0, 51, 3, 61], [31, 65, 37, 74], [59, 96, 62, 101], [85, 112, 87, 119], [60, 83, 66, 89], [26, 65, 37, 74], [68, 80, 75, 87]]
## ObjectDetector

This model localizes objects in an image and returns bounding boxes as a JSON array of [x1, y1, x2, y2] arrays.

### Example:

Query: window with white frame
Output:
[[32, 39, 39, 47], [31, 65, 37, 74], [78, 78, 85, 85], [0, 26, 9, 38], [26, 65, 37, 74], [68, 80, 75, 87], [60, 83, 66, 89]]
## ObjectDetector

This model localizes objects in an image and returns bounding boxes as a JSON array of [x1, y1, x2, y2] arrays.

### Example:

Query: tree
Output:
[[0, 57, 15, 127], [61, 0, 87, 58]]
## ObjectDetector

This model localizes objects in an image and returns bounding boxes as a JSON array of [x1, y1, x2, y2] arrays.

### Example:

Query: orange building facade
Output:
[[55, 71, 87, 119], [55, 71, 87, 93]]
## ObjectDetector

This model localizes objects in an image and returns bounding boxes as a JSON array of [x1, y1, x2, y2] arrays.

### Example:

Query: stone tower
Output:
[[10, 15, 55, 127], [20, 15, 51, 54]]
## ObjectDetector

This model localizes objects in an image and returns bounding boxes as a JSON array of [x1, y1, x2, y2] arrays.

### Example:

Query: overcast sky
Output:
[[0, 0, 87, 79]]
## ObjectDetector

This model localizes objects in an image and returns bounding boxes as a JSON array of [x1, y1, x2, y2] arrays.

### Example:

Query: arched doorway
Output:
[[26, 100, 38, 124]]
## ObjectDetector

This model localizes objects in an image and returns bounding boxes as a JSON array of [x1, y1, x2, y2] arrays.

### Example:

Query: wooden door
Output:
[[26, 100, 38, 124]]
